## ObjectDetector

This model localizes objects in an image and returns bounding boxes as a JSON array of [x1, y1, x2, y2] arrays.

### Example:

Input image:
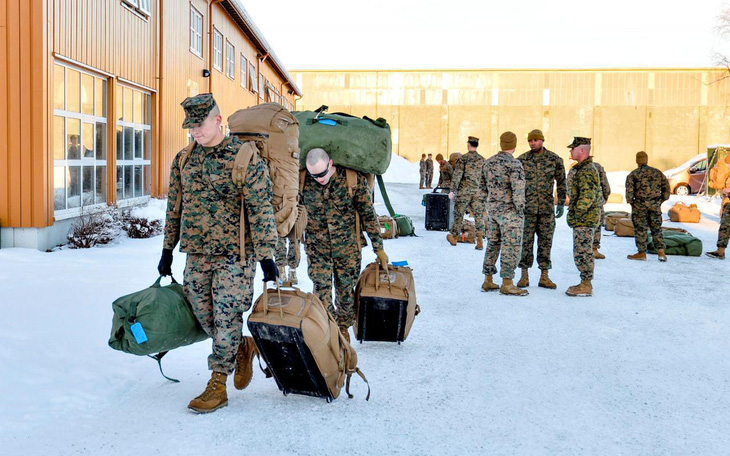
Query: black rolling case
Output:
[[424, 187, 454, 231]]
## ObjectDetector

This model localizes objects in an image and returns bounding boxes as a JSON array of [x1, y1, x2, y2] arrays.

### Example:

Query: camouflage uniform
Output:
[[482, 152, 526, 279], [438, 161, 454, 190], [425, 157, 434, 187], [625, 164, 670, 252], [301, 166, 383, 328], [516, 147, 566, 271], [717, 202, 730, 248], [164, 133, 277, 374], [567, 157, 602, 280], [568, 161, 610, 248], [275, 235, 301, 270], [449, 150, 487, 237], [419, 158, 427, 188]]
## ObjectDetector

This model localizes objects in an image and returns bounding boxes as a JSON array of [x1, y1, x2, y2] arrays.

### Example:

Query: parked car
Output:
[[664, 154, 707, 196]]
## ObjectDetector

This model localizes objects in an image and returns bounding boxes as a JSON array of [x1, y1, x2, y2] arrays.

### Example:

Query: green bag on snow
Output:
[[647, 230, 703, 256], [394, 214, 416, 237], [293, 107, 392, 175]]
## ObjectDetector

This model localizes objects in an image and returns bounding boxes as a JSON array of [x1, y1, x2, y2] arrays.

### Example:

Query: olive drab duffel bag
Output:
[[668, 202, 701, 223], [605, 211, 631, 231], [108, 276, 209, 381], [248, 285, 370, 401], [648, 229, 703, 256], [394, 214, 416, 237]]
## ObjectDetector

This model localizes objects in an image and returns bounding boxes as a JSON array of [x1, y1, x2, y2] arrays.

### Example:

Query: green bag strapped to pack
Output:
[[647, 229, 703, 257], [108, 276, 209, 382], [375, 174, 416, 237]]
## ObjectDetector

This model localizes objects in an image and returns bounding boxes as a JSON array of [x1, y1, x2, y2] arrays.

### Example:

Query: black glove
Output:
[[158, 248, 173, 276], [259, 258, 279, 282]]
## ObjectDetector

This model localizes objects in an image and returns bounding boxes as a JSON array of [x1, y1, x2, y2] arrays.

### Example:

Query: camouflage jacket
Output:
[[567, 157, 602, 228], [163, 136, 277, 260], [419, 159, 427, 173], [516, 147, 567, 215], [450, 150, 486, 195], [568, 161, 611, 204], [425, 159, 433, 172], [483, 151, 526, 215], [438, 161, 454, 189], [301, 166, 383, 255], [625, 164, 670, 209]]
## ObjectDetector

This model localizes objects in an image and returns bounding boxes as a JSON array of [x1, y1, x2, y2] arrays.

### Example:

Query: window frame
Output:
[[213, 29, 223, 72], [189, 5, 203, 58], [240, 54, 248, 89], [116, 84, 153, 204], [225, 40, 235, 80], [249, 62, 258, 93]]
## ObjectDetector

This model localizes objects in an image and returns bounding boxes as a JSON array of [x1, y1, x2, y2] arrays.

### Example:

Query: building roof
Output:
[[222, 0, 302, 97]]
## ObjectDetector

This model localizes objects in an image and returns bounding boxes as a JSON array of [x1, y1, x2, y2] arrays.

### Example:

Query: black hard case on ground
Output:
[[355, 296, 409, 343], [424, 188, 454, 231]]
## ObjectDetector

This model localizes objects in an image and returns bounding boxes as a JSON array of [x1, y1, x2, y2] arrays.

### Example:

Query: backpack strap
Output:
[[227, 141, 257, 265], [146, 351, 180, 383], [299, 169, 307, 193], [345, 168, 364, 251], [171, 141, 197, 217]]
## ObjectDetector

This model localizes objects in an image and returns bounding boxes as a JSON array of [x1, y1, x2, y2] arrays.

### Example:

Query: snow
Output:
[[1, 174, 729, 455]]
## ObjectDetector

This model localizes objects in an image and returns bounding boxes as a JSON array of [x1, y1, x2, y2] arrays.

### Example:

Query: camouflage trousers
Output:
[[419, 171, 427, 187], [425, 171, 433, 187], [518, 212, 555, 270], [184, 253, 255, 374], [306, 245, 362, 328], [717, 200, 730, 248], [482, 211, 524, 279], [632, 206, 664, 252], [594, 206, 605, 248], [275, 235, 301, 269], [450, 192, 486, 237], [572, 227, 596, 280]]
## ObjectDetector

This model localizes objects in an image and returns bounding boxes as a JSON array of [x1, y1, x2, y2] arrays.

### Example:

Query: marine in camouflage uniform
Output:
[[568, 160, 611, 258], [516, 129, 566, 289], [419, 154, 427, 189], [301, 148, 387, 337], [425, 154, 434, 188], [707, 167, 730, 259], [447, 136, 487, 250], [159, 93, 278, 413], [436, 153, 453, 191], [565, 137, 602, 297], [625, 151, 670, 261], [481, 131, 527, 296]]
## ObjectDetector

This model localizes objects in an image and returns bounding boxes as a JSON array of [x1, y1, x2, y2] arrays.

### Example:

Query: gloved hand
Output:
[[555, 204, 564, 219], [259, 258, 279, 282], [376, 249, 389, 269], [157, 248, 173, 276], [448, 192, 455, 200]]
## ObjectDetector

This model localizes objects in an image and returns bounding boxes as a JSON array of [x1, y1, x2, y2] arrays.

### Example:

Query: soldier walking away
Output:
[[425, 153, 434, 188], [625, 151, 670, 262], [481, 131, 527, 296], [568, 160, 611, 259], [515, 129, 566, 290], [158, 94, 279, 413], [447, 136, 488, 250], [435, 153, 453, 191], [706, 168, 730, 259], [419, 154, 427, 189], [565, 137, 602, 297], [275, 234, 301, 284], [301, 148, 389, 343]]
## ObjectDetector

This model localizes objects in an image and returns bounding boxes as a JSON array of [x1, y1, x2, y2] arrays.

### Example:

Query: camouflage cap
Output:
[[567, 136, 591, 149], [181, 93, 217, 128], [468, 136, 480, 143]]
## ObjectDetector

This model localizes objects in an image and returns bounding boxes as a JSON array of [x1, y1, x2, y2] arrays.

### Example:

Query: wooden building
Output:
[[0, 0, 301, 250]]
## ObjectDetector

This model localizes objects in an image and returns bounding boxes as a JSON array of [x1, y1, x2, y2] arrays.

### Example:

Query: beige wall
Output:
[[293, 69, 730, 172]]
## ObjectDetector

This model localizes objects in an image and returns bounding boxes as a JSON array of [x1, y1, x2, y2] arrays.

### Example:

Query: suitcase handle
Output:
[[373, 261, 392, 292], [262, 281, 284, 318]]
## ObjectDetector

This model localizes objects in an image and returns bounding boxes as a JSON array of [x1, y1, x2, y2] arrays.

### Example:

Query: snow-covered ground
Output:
[[1, 161, 729, 455]]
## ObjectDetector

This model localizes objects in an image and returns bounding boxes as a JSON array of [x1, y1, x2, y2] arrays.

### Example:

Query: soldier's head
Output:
[[435, 153, 445, 165], [182, 93, 223, 147], [500, 131, 517, 154], [568, 137, 591, 162], [306, 148, 335, 185], [69, 134, 79, 146], [427, 154, 432, 159], [636, 151, 648, 166], [467, 136, 479, 151], [421, 153, 426, 159], [449, 152, 461, 166], [527, 129, 545, 152]]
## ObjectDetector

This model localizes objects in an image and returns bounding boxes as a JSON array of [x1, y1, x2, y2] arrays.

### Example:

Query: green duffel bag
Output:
[[294, 106, 392, 175], [394, 214, 416, 237], [648, 230, 703, 256]]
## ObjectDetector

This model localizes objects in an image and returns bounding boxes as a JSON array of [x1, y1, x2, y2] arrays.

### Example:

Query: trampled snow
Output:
[[1, 169, 729, 455]]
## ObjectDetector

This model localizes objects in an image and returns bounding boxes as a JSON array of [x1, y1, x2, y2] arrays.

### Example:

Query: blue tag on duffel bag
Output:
[[130, 322, 148, 344]]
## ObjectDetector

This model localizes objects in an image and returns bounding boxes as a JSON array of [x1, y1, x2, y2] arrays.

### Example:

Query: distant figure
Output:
[[425, 154, 434, 189], [568, 160, 611, 259], [447, 136, 487, 250], [706, 155, 730, 260], [435, 153, 453, 191], [419, 154, 427, 189]]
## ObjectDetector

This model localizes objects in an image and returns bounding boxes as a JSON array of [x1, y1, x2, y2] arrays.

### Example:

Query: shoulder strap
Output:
[[172, 141, 197, 216], [228, 141, 256, 264], [299, 169, 307, 193], [345, 168, 364, 250]]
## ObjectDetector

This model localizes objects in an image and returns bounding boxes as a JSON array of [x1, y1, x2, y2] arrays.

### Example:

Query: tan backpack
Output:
[[378, 215, 397, 240], [247, 285, 369, 401], [458, 219, 477, 243], [614, 218, 635, 237], [668, 202, 701, 223]]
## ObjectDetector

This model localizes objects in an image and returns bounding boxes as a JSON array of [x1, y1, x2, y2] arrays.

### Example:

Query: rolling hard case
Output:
[[424, 187, 454, 231]]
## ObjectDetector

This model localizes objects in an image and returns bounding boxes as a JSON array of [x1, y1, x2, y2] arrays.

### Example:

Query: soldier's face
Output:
[[570, 146, 587, 162], [307, 159, 334, 185], [528, 139, 544, 151], [190, 113, 223, 146]]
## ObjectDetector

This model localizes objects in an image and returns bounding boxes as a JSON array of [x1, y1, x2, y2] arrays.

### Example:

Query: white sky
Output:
[[244, 0, 730, 70]]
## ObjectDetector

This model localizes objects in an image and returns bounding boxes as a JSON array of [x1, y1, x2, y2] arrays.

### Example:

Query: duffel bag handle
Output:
[[373, 261, 392, 292], [152, 275, 178, 288]]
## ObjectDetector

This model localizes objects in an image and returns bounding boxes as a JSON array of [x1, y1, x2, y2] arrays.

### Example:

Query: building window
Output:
[[122, 0, 150, 17], [138, 0, 150, 14], [249, 62, 258, 93], [53, 62, 108, 215], [259, 74, 265, 100], [116, 85, 152, 202], [213, 30, 223, 71], [240, 54, 248, 89], [225, 41, 235, 80], [190, 6, 203, 57]]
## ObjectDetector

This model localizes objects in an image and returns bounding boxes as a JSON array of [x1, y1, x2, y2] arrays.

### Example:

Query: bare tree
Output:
[[713, 6, 730, 82]]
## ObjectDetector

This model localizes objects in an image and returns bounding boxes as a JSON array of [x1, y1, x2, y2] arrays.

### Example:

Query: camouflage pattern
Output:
[[181, 93, 217, 128], [184, 253, 256, 374], [626, 164, 670, 252], [163, 136, 277, 260], [567, 136, 592, 149], [572, 227, 596, 280], [437, 161, 454, 190], [419, 158, 427, 188], [568, 161, 611, 248], [275, 235, 301, 269], [517, 147, 567, 215], [449, 150, 488, 236], [518, 214, 555, 270], [717, 201, 730, 248], [425, 157, 434, 187], [301, 166, 383, 328], [481, 151, 526, 279], [567, 157, 602, 228]]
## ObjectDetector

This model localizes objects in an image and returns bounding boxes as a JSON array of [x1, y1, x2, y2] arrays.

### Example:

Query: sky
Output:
[[243, 0, 730, 70]]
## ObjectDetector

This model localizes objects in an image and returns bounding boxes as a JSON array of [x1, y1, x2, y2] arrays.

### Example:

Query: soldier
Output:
[[425, 153, 434, 188], [447, 136, 487, 250], [625, 151, 670, 262], [449, 152, 462, 169], [301, 148, 389, 343], [158, 93, 279, 413], [481, 131, 527, 296], [275, 234, 301, 284], [435, 153, 453, 191], [419, 154, 427, 189], [515, 129, 566, 290], [568, 160, 611, 259], [706, 155, 730, 260], [565, 137, 602, 297]]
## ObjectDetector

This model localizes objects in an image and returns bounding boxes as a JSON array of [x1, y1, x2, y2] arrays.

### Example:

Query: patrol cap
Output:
[[567, 136, 591, 149], [636, 151, 648, 165], [181, 93, 217, 128], [527, 129, 545, 141], [467, 136, 480, 145]]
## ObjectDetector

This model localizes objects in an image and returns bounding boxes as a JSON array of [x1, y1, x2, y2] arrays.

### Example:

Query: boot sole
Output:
[[538, 283, 557, 289], [500, 290, 529, 296], [188, 400, 228, 414], [705, 254, 725, 260], [481, 287, 499, 292], [516, 283, 529, 288], [565, 292, 592, 297]]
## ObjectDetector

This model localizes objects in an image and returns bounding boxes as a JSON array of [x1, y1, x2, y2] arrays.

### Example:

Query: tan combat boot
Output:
[[706, 247, 726, 260], [565, 279, 593, 297], [627, 251, 647, 261], [188, 371, 228, 413], [516, 268, 529, 288], [234, 336, 257, 390], [475, 234, 484, 250], [657, 249, 668, 262], [446, 233, 457, 246], [481, 275, 499, 292], [593, 247, 606, 259], [500, 278, 529, 296], [339, 326, 351, 344], [538, 270, 557, 289]]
